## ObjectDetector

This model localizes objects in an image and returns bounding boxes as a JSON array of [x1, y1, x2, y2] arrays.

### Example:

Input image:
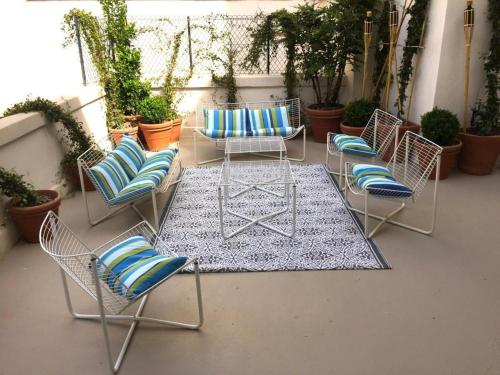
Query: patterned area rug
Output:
[[158, 164, 390, 272]]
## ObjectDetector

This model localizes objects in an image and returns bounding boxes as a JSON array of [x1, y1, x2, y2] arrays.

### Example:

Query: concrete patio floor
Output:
[[1, 134, 500, 375]]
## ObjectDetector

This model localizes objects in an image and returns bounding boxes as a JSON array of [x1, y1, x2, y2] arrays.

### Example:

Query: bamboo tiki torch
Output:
[[362, 11, 373, 99], [384, 4, 399, 111], [463, 0, 474, 132]]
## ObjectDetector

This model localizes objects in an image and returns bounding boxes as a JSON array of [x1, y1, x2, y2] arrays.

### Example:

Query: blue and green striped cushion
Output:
[[248, 106, 294, 137], [112, 135, 147, 179], [333, 134, 377, 158], [203, 109, 247, 138], [138, 149, 177, 175], [114, 255, 188, 299], [90, 155, 130, 202], [109, 169, 167, 206], [97, 235, 157, 289], [353, 164, 413, 197]]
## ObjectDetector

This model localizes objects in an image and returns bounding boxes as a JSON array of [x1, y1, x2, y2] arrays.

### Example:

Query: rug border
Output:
[[159, 163, 391, 271]]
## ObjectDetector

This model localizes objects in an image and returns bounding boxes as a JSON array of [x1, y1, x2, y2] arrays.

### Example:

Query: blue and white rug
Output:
[[158, 164, 390, 272]]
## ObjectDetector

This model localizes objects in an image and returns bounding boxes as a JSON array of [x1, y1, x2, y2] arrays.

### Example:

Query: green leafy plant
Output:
[[138, 96, 173, 124], [0, 167, 41, 207], [421, 107, 460, 146], [3, 97, 95, 169], [397, 0, 429, 116], [63, 0, 150, 128], [371, 0, 390, 105], [342, 99, 377, 127], [471, 0, 500, 136]]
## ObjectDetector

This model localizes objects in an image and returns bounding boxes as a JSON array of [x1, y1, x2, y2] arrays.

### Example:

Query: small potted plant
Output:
[[138, 96, 176, 151], [419, 107, 462, 180], [0, 167, 61, 243], [340, 99, 378, 136]]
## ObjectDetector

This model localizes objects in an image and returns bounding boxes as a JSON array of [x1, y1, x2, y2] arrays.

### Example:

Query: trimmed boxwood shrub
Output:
[[342, 99, 377, 127], [421, 107, 460, 146], [138, 96, 174, 124]]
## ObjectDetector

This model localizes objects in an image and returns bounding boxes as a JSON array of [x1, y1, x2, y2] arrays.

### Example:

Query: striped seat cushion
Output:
[[139, 149, 177, 175], [248, 106, 294, 137], [112, 135, 147, 179], [203, 108, 247, 138], [96, 235, 157, 289], [353, 164, 413, 197], [109, 169, 167, 206], [333, 134, 377, 158], [113, 255, 188, 299], [90, 155, 130, 202]]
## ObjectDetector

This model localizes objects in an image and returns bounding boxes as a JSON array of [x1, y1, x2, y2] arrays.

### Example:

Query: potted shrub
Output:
[[458, 0, 500, 175], [340, 99, 378, 136], [296, 2, 372, 142], [138, 96, 176, 151], [0, 167, 61, 243], [420, 108, 462, 180], [3, 97, 98, 191]]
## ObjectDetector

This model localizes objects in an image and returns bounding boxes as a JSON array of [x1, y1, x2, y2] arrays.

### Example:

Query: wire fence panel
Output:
[[77, 15, 288, 85]]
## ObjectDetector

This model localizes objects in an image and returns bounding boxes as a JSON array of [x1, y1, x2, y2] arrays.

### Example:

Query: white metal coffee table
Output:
[[225, 136, 287, 162], [217, 160, 296, 239]]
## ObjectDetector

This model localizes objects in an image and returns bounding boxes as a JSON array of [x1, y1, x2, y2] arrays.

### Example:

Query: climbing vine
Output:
[[371, 0, 390, 105]]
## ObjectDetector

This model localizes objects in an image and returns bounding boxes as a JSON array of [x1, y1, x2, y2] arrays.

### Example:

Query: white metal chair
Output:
[[344, 131, 443, 238], [193, 98, 306, 164], [39, 211, 203, 374], [326, 109, 402, 189], [77, 136, 181, 229]]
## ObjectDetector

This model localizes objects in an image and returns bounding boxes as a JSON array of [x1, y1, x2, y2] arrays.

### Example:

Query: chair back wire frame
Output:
[[77, 135, 182, 228], [344, 131, 443, 238], [326, 109, 402, 188], [193, 98, 306, 164], [39, 211, 204, 374]]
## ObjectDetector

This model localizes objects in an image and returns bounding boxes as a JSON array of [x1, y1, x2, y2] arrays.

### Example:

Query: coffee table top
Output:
[[218, 160, 295, 187], [225, 136, 286, 155]]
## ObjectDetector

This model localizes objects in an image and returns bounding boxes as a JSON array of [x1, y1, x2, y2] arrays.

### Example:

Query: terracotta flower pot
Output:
[[458, 132, 500, 175], [66, 162, 96, 192], [416, 139, 463, 180], [6, 190, 61, 243], [109, 126, 139, 145], [383, 120, 421, 162], [170, 118, 182, 142], [305, 105, 345, 143], [340, 121, 365, 137], [139, 121, 174, 151]]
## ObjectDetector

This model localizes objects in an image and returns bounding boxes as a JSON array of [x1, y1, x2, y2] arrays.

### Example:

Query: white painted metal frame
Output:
[[193, 98, 306, 164], [217, 160, 297, 239], [39, 212, 204, 375], [77, 136, 182, 229], [225, 136, 287, 162], [344, 131, 442, 238], [326, 109, 402, 189]]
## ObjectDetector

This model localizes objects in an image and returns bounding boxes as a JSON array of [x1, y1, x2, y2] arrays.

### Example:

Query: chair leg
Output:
[[364, 191, 370, 238], [152, 190, 159, 230]]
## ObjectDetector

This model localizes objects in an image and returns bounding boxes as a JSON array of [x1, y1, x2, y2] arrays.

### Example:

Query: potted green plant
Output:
[[3, 97, 98, 191], [138, 96, 176, 151], [0, 167, 61, 243], [340, 99, 378, 136], [458, 0, 500, 175], [420, 107, 462, 180], [297, 1, 374, 142]]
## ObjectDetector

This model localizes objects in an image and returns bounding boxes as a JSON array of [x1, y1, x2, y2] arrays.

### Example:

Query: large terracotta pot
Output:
[[67, 163, 96, 191], [139, 120, 175, 151], [458, 132, 500, 175], [305, 105, 345, 143], [109, 126, 139, 145], [6, 190, 61, 243], [416, 139, 463, 180], [340, 121, 365, 137], [383, 120, 421, 161], [170, 118, 182, 142]]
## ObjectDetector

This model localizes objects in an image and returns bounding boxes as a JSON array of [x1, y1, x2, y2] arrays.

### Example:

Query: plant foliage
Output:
[[0, 167, 40, 207], [138, 96, 173, 124], [371, 0, 390, 105], [471, 0, 500, 135], [421, 107, 460, 146], [397, 0, 429, 116], [3, 97, 94, 168], [342, 99, 377, 127]]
